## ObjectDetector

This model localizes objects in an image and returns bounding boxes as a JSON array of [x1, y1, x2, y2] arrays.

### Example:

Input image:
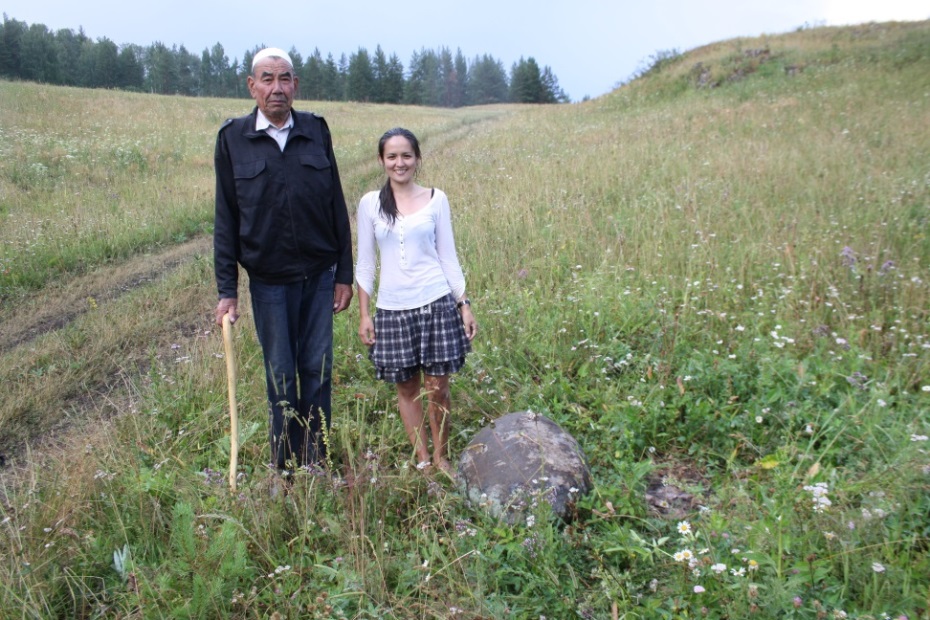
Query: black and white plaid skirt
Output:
[[370, 293, 471, 383]]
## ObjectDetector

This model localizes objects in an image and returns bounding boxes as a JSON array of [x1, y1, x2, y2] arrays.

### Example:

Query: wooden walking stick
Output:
[[222, 313, 239, 491]]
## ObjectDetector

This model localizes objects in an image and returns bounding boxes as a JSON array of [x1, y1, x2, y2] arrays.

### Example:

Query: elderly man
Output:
[[213, 47, 353, 477]]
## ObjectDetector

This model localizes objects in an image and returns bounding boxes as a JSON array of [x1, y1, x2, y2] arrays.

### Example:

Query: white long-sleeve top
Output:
[[355, 188, 466, 310]]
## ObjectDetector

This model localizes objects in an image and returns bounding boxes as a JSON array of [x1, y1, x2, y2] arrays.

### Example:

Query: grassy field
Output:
[[0, 19, 929, 619]]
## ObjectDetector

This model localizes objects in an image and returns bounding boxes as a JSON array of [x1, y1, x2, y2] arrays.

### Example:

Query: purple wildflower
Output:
[[812, 324, 830, 338], [840, 246, 857, 268], [846, 372, 868, 390]]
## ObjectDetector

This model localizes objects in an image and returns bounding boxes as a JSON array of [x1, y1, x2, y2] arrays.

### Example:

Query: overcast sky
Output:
[[3, 0, 927, 100]]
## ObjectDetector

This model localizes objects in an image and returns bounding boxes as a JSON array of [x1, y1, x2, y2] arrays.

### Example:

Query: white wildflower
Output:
[[803, 482, 832, 513]]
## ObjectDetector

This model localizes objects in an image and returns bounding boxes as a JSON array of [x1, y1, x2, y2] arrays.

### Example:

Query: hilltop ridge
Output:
[[608, 19, 930, 100]]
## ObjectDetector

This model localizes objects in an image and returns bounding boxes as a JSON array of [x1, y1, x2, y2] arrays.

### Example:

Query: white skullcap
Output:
[[252, 47, 294, 70]]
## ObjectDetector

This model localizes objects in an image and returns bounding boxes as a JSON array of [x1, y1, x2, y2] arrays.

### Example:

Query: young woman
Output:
[[355, 127, 477, 475]]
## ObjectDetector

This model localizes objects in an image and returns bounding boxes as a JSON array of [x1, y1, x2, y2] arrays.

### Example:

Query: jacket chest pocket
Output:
[[298, 153, 333, 194], [233, 160, 268, 208]]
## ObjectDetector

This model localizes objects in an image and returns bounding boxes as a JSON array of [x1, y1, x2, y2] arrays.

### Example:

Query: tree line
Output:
[[0, 15, 570, 105]]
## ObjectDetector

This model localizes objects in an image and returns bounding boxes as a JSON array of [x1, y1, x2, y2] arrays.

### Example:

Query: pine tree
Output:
[[287, 46, 303, 74], [19, 23, 58, 82], [467, 54, 509, 105], [77, 38, 97, 87], [176, 44, 200, 95], [453, 49, 468, 108], [145, 41, 180, 94], [405, 48, 441, 106], [541, 65, 569, 103], [372, 45, 388, 103], [336, 53, 349, 100], [54, 27, 87, 86], [510, 56, 544, 103], [346, 47, 374, 102], [228, 56, 244, 98], [383, 53, 404, 104], [117, 45, 144, 91], [0, 16, 26, 79], [241, 48, 257, 77], [321, 53, 340, 101], [300, 48, 325, 101], [93, 37, 120, 88], [200, 48, 214, 95], [208, 43, 231, 97]]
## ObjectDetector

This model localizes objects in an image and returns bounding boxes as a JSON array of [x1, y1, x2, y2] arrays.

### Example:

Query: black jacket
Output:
[[213, 108, 353, 299]]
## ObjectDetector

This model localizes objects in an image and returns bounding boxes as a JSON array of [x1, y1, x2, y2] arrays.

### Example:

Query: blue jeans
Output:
[[249, 267, 334, 470]]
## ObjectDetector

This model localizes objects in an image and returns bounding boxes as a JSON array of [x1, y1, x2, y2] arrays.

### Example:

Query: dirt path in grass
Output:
[[0, 236, 213, 355], [0, 236, 216, 466]]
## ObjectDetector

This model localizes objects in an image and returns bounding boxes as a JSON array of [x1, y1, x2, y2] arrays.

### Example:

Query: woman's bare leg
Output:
[[424, 374, 452, 473], [396, 375, 430, 465]]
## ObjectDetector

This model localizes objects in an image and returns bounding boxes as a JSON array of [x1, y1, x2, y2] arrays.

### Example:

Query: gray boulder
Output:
[[457, 411, 592, 523]]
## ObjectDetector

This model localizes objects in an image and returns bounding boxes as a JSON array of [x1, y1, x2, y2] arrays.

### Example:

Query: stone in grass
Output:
[[457, 411, 591, 523]]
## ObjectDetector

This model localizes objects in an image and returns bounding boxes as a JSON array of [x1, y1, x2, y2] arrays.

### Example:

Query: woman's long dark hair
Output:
[[378, 127, 421, 225]]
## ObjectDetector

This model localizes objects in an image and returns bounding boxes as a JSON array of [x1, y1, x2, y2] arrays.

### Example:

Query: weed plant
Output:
[[0, 20, 928, 619]]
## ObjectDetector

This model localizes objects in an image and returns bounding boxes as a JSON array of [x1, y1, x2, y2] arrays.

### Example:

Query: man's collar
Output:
[[255, 109, 293, 131]]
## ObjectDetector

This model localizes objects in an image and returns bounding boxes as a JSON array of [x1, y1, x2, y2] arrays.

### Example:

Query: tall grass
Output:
[[1, 20, 929, 619]]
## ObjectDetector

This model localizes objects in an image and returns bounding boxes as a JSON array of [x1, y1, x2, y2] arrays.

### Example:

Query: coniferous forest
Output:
[[0, 15, 570, 105]]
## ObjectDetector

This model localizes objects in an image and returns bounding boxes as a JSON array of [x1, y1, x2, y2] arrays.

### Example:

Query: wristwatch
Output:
[[456, 298, 471, 309]]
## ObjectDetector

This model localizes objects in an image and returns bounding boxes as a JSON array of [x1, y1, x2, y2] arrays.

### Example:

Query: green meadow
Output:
[[0, 20, 928, 619]]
